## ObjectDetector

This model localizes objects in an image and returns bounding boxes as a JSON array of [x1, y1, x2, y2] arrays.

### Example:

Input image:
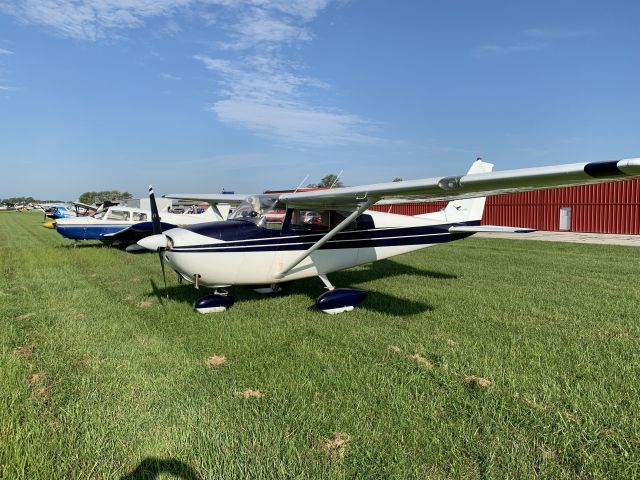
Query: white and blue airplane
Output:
[[137, 157, 640, 313], [53, 199, 239, 250]]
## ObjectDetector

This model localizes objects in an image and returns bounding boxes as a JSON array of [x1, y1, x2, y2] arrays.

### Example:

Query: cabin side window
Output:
[[260, 209, 285, 230], [107, 210, 131, 221], [132, 212, 147, 221], [289, 210, 331, 232], [333, 211, 358, 231]]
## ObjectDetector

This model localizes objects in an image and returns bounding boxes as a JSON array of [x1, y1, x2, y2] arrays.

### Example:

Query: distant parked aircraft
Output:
[[52, 194, 243, 251]]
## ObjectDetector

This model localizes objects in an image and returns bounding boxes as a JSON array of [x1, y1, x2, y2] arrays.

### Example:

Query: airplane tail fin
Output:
[[416, 158, 494, 223], [443, 158, 493, 222]]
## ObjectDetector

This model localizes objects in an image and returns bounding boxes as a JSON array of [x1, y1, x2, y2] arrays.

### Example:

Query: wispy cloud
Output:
[[160, 72, 181, 80], [212, 99, 377, 146], [0, 0, 193, 41], [195, 50, 380, 146], [473, 27, 592, 57], [472, 43, 547, 57], [194, 2, 380, 146], [0, 47, 14, 55], [1, 0, 380, 145]]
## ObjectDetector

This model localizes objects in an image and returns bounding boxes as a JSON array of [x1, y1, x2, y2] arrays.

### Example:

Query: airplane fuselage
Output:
[[161, 210, 476, 287], [55, 206, 221, 241]]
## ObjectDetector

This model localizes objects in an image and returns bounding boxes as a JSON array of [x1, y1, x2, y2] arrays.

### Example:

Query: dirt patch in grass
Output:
[[34, 386, 51, 397], [16, 312, 35, 320], [125, 295, 134, 302], [26, 372, 51, 397], [15, 344, 35, 358], [27, 372, 45, 386], [410, 353, 434, 368], [204, 355, 226, 366], [237, 389, 263, 399], [388, 345, 401, 353], [464, 375, 491, 388], [321, 432, 351, 460], [447, 339, 458, 346], [136, 299, 152, 308]]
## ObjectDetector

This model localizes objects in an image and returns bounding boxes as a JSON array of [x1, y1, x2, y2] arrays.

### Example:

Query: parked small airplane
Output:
[[137, 157, 640, 314], [52, 198, 239, 250]]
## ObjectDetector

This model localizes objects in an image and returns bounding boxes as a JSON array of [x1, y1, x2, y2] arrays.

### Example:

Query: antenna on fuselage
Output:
[[293, 174, 309, 194], [329, 170, 344, 189]]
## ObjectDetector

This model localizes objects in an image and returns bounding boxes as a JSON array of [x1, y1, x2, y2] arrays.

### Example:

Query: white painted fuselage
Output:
[[161, 210, 463, 288]]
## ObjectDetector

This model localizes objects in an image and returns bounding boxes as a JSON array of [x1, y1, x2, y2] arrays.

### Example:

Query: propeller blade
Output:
[[148, 185, 162, 235], [148, 185, 168, 298], [159, 250, 168, 298]]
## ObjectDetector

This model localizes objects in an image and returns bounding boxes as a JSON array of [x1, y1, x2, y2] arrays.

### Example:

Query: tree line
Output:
[[1, 196, 64, 204], [78, 190, 133, 205]]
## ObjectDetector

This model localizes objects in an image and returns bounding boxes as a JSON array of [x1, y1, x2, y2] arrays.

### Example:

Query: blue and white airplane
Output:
[[53, 199, 236, 250], [45, 205, 76, 219], [137, 157, 640, 313]]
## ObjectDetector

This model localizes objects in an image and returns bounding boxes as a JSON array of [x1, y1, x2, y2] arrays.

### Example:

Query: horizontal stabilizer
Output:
[[448, 225, 535, 234]]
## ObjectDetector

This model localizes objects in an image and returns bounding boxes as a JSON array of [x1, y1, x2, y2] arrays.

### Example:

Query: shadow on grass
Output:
[[332, 259, 457, 283], [148, 259, 447, 315], [53, 241, 110, 250], [120, 457, 201, 480]]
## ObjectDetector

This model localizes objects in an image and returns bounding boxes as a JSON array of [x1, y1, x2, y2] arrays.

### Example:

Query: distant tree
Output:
[[2, 196, 36, 204], [78, 190, 133, 205], [392, 177, 403, 182], [307, 174, 344, 189]]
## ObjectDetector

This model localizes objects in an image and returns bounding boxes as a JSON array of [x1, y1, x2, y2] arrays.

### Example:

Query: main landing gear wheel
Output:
[[314, 275, 368, 314], [194, 289, 235, 314]]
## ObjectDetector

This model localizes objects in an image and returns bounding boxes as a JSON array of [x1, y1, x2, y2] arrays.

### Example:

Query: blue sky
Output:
[[1, 0, 639, 200]]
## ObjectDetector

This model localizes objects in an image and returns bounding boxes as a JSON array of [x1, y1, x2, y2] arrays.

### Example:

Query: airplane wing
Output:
[[276, 157, 640, 209], [163, 193, 250, 204], [73, 201, 94, 210]]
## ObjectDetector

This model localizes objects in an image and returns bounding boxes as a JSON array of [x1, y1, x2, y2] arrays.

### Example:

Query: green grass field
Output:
[[1, 211, 639, 479]]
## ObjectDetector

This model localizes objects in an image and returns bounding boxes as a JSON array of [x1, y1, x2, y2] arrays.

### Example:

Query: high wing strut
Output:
[[275, 199, 375, 279]]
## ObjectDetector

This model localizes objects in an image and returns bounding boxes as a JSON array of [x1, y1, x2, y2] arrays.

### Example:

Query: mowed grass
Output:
[[1, 212, 639, 479]]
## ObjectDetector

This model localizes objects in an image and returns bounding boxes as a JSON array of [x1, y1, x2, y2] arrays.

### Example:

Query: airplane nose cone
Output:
[[137, 233, 169, 251]]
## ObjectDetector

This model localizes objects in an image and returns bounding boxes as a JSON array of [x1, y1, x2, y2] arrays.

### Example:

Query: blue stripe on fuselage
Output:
[[56, 224, 129, 240], [170, 220, 479, 252]]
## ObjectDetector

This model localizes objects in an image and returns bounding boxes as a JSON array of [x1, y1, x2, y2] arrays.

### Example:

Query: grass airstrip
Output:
[[1, 211, 639, 479]]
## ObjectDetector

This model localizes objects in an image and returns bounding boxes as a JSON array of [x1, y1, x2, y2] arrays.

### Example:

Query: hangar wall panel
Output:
[[370, 179, 640, 234]]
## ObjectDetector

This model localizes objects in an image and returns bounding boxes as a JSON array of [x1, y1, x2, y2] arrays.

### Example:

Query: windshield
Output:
[[229, 202, 261, 224], [92, 208, 108, 220], [228, 196, 281, 228]]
